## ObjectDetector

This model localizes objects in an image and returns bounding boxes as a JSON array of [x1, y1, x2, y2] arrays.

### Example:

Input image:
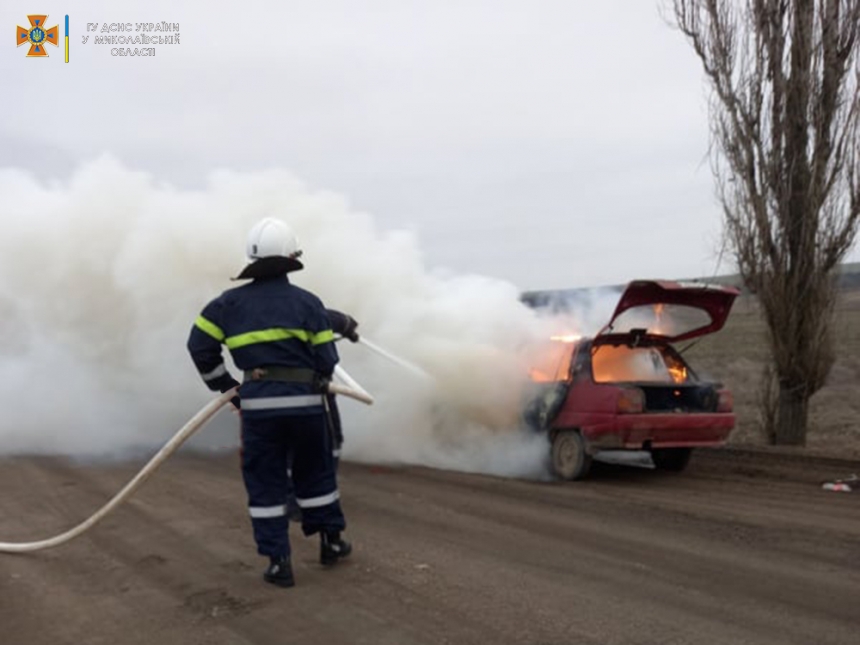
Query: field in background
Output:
[[684, 288, 860, 458]]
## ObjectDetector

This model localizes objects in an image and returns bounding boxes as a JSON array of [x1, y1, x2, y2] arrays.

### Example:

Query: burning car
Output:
[[523, 280, 739, 480]]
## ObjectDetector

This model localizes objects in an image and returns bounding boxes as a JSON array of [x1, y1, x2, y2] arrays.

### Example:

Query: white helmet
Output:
[[245, 218, 302, 261]]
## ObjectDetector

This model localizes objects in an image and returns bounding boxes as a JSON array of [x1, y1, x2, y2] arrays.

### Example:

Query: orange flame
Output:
[[652, 303, 666, 335], [668, 364, 687, 383], [549, 334, 581, 343], [529, 334, 577, 382]]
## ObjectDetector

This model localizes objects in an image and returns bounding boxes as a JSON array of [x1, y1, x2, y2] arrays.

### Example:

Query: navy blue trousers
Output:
[[241, 412, 346, 558], [285, 394, 342, 516]]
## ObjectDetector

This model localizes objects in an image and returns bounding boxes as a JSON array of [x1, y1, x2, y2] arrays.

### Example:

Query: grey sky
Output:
[[3, 1, 857, 289]]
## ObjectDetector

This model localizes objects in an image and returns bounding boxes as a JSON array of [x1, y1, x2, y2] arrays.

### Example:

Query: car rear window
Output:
[[591, 344, 693, 384], [607, 304, 712, 338]]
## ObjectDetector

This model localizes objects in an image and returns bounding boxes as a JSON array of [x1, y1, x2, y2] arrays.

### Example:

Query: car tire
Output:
[[551, 430, 592, 480], [651, 447, 693, 472]]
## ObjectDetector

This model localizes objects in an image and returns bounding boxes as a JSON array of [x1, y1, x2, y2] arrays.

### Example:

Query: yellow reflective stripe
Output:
[[311, 329, 335, 345], [225, 328, 311, 349], [224, 328, 335, 349], [195, 316, 225, 342]]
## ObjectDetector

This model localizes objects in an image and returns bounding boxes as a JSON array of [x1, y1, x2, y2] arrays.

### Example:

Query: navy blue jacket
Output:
[[187, 276, 339, 417]]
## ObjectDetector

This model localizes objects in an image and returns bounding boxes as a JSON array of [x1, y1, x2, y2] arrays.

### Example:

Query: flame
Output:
[[668, 364, 687, 383], [528, 368, 553, 383], [529, 335, 577, 382], [652, 303, 665, 335], [549, 334, 581, 343]]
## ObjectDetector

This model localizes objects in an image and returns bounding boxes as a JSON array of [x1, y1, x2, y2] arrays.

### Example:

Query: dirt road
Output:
[[1, 450, 858, 645]]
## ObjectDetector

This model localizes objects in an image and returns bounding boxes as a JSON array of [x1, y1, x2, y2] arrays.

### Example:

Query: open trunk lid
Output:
[[599, 280, 740, 342]]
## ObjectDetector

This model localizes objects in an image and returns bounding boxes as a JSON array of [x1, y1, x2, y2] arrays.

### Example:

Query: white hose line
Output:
[[358, 337, 433, 381], [333, 365, 374, 404], [0, 388, 238, 554], [328, 381, 374, 405], [0, 378, 374, 554]]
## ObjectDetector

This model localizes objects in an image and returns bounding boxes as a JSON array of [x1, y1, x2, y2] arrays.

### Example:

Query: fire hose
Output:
[[0, 376, 373, 554], [358, 337, 432, 381]]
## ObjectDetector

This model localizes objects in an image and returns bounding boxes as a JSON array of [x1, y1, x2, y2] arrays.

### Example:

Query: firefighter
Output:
[[187, 217, 351, 589]]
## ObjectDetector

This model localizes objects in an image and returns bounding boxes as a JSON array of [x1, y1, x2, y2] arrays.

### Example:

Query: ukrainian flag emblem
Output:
[[16, 15, 59, 57]]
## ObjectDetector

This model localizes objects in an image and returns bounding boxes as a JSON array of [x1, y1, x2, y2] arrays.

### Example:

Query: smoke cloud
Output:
[[0, 157, 621, 479]]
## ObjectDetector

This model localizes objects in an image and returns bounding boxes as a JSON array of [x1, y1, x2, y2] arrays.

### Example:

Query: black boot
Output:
[[320, 532, 352, 566], [263, 556, 295, 588]]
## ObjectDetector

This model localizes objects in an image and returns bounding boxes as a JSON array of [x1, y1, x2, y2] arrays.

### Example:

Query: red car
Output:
[[524, 280, 739, 480]]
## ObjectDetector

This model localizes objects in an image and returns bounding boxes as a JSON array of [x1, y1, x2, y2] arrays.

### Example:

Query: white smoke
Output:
[[0, 155, 583, 478]]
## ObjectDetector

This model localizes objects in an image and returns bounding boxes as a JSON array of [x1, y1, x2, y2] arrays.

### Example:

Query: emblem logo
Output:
[[16, 15, 59, 57]]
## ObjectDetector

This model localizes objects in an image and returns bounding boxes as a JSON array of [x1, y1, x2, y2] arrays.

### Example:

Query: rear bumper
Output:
[[582, 413, 735, 451]]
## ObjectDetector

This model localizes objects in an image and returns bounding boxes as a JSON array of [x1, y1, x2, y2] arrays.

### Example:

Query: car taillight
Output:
[[617, 388, 645, 414], [717, 390, 733, 413]]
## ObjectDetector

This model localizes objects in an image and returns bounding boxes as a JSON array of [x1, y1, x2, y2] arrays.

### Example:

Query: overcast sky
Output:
[[3, 0, 857, 290]]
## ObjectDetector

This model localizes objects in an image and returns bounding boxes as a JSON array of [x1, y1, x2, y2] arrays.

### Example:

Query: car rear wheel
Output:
[[551, 431, 592, 480], [651, 447, 693, 472]]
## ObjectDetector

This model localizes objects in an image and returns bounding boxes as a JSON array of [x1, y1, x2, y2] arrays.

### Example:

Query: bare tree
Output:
[[671, 0, 860, 445]]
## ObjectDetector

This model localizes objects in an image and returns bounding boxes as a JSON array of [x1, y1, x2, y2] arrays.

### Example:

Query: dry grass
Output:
[[683, 289, 860, 459]]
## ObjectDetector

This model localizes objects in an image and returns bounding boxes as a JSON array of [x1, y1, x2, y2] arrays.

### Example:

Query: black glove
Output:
[[343, 315, 360, 343], [220, 382, 241, 411]]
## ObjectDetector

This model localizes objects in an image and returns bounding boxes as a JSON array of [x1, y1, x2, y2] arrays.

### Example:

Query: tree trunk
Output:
[[774, 385, 809, 445]]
